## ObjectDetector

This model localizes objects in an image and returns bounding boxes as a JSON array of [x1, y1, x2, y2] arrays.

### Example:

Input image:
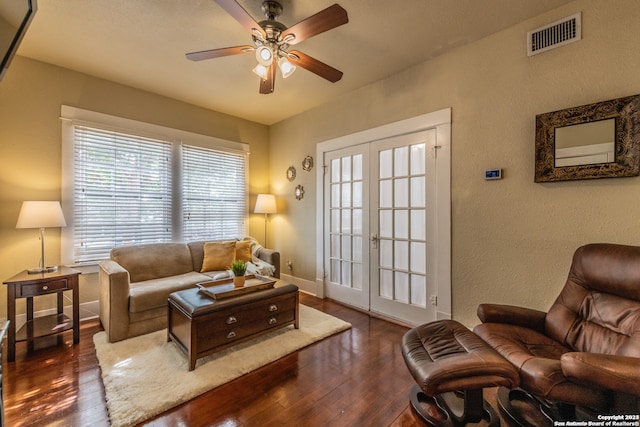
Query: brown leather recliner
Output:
[[474, 243, 640, 425]]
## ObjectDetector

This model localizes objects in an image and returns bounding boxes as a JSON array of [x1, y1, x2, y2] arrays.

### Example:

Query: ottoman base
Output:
[[409, 385, 500, 427]]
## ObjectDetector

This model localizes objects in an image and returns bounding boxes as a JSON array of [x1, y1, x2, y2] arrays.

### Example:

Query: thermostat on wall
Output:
[[485, 169, 502, 180]]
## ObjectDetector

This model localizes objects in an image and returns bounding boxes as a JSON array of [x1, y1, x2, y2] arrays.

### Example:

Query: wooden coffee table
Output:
[[168, 282, 299, 370]]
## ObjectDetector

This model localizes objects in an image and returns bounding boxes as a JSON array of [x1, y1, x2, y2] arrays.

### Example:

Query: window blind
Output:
[[72, 125, 172, 262], [182, 144, 247, 242]]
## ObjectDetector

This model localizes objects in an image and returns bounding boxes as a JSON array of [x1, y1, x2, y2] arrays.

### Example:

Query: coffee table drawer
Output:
[[198, 309, 296, 350], [196, 293, 297, 335]]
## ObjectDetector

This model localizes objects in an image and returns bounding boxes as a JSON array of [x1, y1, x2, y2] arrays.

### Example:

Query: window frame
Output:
[[60, 105, 250, 266]]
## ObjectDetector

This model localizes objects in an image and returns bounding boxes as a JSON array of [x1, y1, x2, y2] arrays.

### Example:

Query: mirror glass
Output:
[[555, 119, 615, 167], [535, 94, 640, 182]]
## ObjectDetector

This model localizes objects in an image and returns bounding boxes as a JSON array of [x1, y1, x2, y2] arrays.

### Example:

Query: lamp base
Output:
[[27, 265, 59, 274]]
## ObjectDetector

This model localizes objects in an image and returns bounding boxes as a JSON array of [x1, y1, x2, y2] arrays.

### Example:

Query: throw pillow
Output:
[[201, 241, 236, 272], [235, 241, 252, 262]]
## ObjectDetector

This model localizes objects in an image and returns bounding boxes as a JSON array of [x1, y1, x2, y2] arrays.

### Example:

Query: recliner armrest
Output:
[[561, 352, 640, 396], [477, 303, 547, 333]]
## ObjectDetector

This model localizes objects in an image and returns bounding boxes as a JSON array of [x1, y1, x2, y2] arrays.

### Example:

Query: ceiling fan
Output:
[[186, 0, 348, 94]]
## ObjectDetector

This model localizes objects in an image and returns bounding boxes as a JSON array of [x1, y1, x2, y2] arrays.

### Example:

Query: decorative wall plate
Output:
[[295, 185, 305, 200], [286, 166, 296, 181], [302, 155, 314, 171]]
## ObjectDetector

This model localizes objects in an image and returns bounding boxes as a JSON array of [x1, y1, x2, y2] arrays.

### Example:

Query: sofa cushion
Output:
[[129, 271, 210, 313], [111, 243, 193, 283], [201, 241, 236, 272], [235, 240, 252, 262]]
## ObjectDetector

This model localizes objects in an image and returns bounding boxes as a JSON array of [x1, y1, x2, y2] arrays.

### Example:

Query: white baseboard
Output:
[[280, 273, 319, 297], [14, 300, 100, 330]]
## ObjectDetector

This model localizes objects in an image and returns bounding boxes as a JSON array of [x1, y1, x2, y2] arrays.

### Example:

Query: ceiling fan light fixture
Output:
[[278, 56, 296, 78], [253, 63, 269, 80], [255, 46, 273, 66]]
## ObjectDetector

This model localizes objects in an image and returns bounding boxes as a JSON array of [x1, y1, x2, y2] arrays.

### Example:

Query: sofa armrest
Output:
[[99, 259, 131, 342], [561, 352, 640, 396], [477, 303, 547, 333], [256, 247, 280, 278]]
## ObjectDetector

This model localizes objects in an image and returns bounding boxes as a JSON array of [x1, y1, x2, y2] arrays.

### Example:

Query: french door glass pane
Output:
[[379, 149, 392, 179], [353, 236, 362, 262], [410, 242, 426, 274], [394, 210, 408, 239], [380, 180, 392, 207], [342, 157, 351, 181], [331, 210, 340, 233], [394, 146, 409, 176], [331, 159, 341, 182], [380, 210, 392, 238], [394, 178, 409, 207], [331, 260, 340, 282], [380, 269, 393, 299], [394, 241, 409, 270], [341, 261, 352, 286], [341, 183, 351, 207], [353, 154, 363, 180], [410, 144, 426, 174], [411, 275, 427, 307], [395, 272, 409, 303], [411, 177, 425, 207], [380, 240, 393, 268], [411, 210, 426, 240], [353, 264, 363, 290], [353, 182, 362, 207], [353, 209, 363, 234]]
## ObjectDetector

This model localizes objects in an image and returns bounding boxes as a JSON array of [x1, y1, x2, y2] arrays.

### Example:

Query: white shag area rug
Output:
[[93, 304, 351, 427]]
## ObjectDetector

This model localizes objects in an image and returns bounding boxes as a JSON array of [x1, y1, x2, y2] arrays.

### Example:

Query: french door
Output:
[[323, 120, 449, 325]]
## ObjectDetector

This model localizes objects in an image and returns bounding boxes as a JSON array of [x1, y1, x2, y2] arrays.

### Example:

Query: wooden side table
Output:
[[3, 267, 80, 362]]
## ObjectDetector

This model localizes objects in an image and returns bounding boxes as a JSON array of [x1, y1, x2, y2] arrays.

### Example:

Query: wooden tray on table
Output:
[[196, 274, 276, 300]]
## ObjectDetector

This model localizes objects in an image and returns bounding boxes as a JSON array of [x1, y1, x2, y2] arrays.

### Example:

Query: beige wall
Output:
[[0, 56, 269, 318], [270, 0, 640, 327]]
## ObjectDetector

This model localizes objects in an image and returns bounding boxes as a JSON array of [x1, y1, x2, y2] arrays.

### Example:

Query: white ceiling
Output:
[[19, 0, 573, 125]]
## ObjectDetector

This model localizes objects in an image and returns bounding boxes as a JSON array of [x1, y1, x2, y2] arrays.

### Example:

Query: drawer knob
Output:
[[269, 317, 277, 325], [226, 316, 237, 325], [269, 304, 278, 312], [226, 331, 237, 339], [42, 285, 49, 291]]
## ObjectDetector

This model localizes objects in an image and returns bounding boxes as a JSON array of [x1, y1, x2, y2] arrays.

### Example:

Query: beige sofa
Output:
[[98, 239, 280, 342]]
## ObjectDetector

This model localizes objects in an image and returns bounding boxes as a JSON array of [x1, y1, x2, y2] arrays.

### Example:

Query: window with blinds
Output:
[[69, 125, 247, 264], [72, 126, 173, 263], [182, 144, 247, 242]]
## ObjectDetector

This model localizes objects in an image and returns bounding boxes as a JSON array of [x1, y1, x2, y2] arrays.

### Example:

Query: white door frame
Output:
[[315, 108, 452, 321]]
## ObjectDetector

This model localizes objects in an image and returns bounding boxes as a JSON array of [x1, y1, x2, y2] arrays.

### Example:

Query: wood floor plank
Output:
[[3, 293, 512, 426]]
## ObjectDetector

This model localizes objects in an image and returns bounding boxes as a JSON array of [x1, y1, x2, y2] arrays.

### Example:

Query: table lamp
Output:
[[16, 201, 67, 274], [254, 194, 276, 247]]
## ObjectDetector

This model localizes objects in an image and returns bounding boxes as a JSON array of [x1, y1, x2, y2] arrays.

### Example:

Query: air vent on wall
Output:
[[527, 12, 581, 56]]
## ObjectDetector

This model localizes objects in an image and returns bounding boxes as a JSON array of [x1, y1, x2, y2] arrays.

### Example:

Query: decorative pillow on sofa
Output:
[[201, 241, 236, 272], [235, 240, 252, 262]]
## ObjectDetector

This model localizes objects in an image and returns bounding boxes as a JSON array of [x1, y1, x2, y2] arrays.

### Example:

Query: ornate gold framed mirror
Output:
[[535, 94, 640, 182]]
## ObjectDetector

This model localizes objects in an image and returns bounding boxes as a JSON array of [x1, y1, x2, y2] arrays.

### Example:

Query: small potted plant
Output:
[[230, 260, 247, 288]]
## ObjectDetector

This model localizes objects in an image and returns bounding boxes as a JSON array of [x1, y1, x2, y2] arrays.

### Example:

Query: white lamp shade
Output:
[[254, 194, 277, 214], [16, 201, 67, 229]]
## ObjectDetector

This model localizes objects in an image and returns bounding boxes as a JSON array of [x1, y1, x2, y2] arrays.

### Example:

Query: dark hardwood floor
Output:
[[3, 294, 510, 426]]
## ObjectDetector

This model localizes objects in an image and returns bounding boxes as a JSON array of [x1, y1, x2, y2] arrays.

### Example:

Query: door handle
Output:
[[370, 233, 379, 249]]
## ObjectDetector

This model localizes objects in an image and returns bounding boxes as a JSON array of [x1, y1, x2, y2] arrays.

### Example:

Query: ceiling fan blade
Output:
[[215, 0, 266, 39], [186, 45, 253, 61], [259, 63, 276, 94], [288, 50, 343, 83], [281, 4, 348, 45]]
